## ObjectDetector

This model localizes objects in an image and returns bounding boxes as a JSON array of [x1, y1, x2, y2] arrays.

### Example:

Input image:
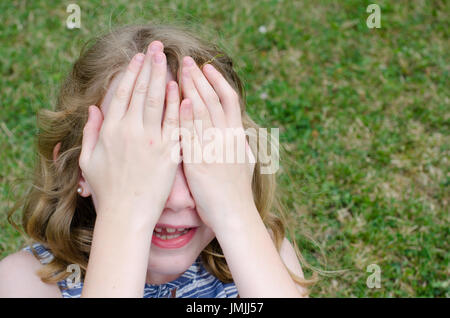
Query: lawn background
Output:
[[0, 0, 448, 297]]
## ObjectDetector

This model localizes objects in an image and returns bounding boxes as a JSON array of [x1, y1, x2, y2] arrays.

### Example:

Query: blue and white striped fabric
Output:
[[22, 243, 238, 298]]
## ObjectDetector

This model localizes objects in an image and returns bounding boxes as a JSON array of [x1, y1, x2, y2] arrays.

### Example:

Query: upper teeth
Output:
[[153, 228, 190, 240], [154, 227, 188, 232]]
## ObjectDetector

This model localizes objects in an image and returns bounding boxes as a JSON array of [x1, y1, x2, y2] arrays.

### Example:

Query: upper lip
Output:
[[155, 223, 198, 229]]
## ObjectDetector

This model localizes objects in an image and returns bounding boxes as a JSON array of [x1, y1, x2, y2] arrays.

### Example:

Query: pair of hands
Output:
[[79, 41, 255, 232]]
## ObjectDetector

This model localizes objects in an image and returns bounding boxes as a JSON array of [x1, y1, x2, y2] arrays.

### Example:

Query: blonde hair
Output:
[[8, 23, 317, 292]]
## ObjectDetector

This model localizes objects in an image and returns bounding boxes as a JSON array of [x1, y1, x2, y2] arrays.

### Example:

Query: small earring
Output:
[[77, 186, 83, 194]]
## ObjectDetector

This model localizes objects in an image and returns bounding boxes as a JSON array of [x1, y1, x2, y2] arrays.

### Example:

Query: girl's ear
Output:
[[77, 167, 93, 198], [52, 142, 61, 163]]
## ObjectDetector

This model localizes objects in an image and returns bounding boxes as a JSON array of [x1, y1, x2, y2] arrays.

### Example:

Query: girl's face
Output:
[[98, 67, 216, 285]]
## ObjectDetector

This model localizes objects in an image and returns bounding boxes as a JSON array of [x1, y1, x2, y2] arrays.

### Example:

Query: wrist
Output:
[[96, 202, 159, 232], [84, 204, 156, 297], [211, 204, 301, 298], [212, 201, 261, 237]]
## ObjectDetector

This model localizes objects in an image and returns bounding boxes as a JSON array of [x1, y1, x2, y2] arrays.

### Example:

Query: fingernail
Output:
[[153, 52, 164, 64], [204, 63, 214, 73], [184, 56, 194, 67], [149, 41, 162, 52], [135, 53, 145, 63]]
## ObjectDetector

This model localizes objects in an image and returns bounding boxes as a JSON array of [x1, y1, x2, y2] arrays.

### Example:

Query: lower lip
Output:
[[151, 228, 197, 249]]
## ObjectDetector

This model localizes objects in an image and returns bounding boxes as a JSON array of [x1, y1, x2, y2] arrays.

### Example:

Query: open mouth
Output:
[[151, 225, 197, 249]]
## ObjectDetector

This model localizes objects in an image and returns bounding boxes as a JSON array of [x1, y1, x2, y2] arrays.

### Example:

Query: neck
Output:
[[145, 270, 183, 285]]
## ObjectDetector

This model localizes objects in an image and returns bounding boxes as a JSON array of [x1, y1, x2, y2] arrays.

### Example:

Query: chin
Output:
[[146, 225, 215, 284]]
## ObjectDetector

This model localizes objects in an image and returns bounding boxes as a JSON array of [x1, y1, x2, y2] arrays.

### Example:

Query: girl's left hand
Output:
[[179, 56, 256, 232]]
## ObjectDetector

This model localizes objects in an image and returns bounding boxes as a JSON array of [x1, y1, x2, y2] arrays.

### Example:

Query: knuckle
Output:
[[197, 107, 210, 119], [146, 94, 161, 108], [134, 81, 148, 94], [115, 86, 129, 100], [164, 116, 179, 127], [207, 92, 221, 105]]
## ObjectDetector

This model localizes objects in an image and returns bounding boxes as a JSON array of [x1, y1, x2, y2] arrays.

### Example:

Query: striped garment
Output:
[[22, 243, 238, 298]]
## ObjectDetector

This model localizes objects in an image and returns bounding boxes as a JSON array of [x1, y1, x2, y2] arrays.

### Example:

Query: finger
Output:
[[79, 105, 103, 168], [162, 81, 180, 142], [179, 99, 196, 164], [202, 63, 242, 127], [181, 57, 213, 135], [143, 48, 167, 137], [126, 41, 161, 124], [104, 53, 145, 124], [184, 56, 226, 129]]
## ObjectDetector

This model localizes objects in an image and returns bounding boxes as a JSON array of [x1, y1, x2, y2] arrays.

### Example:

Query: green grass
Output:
[[0, 0, 448, 297]]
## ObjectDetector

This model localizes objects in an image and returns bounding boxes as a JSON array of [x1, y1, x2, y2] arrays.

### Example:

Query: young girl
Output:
[[0, 23, 313, 298]]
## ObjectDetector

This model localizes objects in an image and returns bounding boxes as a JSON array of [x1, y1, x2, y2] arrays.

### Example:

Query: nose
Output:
[[164, 164, 196, 212]]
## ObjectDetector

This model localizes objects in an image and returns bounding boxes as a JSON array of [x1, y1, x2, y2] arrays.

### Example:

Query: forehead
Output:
[[100, 65, 175, 115]]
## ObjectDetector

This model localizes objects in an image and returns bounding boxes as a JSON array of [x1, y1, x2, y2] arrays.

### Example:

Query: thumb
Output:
[[79, 105, 103, 168]]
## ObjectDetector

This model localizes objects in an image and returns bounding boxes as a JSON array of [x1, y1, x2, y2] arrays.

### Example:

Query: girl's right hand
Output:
[[79, 41, 180, 224]]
